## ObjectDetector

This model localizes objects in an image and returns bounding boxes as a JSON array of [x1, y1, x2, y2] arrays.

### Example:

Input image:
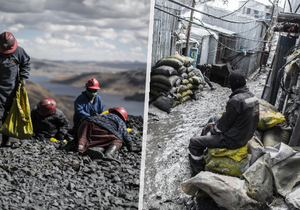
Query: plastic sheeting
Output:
[[181, 143, 300, 210], [180, 171, 260, 210]]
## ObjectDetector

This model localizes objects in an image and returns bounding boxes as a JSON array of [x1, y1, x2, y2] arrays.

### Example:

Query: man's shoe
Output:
[[1, 135, 11, 147], [211, 87, 216, 91]]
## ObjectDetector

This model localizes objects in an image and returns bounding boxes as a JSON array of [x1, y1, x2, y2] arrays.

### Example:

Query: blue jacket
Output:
[[86, 113, 133, 147], [73, 91, 104, 129], [0, 46, 30, 116]]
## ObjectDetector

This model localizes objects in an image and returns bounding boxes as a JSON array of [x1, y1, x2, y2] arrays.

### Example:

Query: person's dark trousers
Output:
[[188, 134, 228, 177], [1, 113, 10, 147], [203, 75, 213, 88]]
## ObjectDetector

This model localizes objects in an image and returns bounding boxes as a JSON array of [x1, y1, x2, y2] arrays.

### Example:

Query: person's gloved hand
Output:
[[210, 125, 218, 135], [202, 123, 214, 136], [127, 145, 133, 152], [19, 77, 26, 89], [91, 112, 99, 116], [57, 133, 65, 141]]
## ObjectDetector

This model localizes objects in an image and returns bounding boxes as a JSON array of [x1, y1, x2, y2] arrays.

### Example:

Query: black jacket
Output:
[[31, 107, 70, 139], [213, 86, 259, 149], [0, 46, 30, 116]]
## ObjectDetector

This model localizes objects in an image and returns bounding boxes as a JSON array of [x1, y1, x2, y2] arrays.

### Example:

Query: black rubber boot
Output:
[[85, 147, 105, 159], [1, 134, 11, 147], [189, 154, 206, 177], [104, 144, 121, 163], [104, 144, 118, 159]]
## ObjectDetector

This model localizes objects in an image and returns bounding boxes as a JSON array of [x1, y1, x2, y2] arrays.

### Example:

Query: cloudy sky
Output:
[[0, 0, 152, 62]]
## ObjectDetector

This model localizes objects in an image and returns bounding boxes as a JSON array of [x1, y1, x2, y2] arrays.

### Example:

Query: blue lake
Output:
[[28, 75, 145, 117]]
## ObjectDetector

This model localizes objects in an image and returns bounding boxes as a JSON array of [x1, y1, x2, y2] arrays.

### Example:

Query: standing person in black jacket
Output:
[[188, 70, 259, 177], [76, 107, 133, 162], [0, 31, 31, 147], [31, 98, 70, 141]]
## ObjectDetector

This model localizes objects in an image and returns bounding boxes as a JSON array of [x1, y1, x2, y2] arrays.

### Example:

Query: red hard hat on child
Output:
[[0, 32, 17, 54], [109, 107, 128, 122], [86, 78, 100, 90], [37, 98, 56, 117]]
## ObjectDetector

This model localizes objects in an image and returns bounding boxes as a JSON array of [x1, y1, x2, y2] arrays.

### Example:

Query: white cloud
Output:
[[0, 0, 150, 62], [131, 46, 142, 52], [35, 36, 80, 47], [94, 41, 116, 50], [6, 23, 24, 32]]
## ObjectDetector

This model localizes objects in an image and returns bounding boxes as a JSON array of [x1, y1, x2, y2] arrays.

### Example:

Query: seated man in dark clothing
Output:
[[31, 98, 70, 141], [76, 107, 133, 162], [188, 70, 259, 177]]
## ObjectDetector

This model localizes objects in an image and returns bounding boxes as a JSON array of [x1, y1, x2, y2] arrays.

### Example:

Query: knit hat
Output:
[[229, 70, 246, 91]]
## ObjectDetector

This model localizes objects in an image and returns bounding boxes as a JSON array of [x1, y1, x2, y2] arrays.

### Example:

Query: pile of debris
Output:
[[150, 55, 205, 113], [0, 115, 143, 209], [180, 98, 300, 210]]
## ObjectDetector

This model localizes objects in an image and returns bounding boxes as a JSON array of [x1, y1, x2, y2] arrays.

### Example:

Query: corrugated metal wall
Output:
[[198, 4, 267, 76], [151, 0, 182, 67]]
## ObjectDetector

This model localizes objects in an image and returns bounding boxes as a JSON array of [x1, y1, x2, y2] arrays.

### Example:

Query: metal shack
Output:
[[180, 2, 269, 86]]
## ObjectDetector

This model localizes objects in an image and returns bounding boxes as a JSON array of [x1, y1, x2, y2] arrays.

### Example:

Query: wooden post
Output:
[[184, 0, 195, 56], [277, 13, 300, 24]]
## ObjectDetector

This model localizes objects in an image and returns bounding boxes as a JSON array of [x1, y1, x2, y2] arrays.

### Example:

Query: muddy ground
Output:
[[142, 67, 268, 210]]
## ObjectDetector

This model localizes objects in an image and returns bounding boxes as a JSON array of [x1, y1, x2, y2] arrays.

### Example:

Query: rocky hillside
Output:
[[30, 58, 146, 74], [52, 69, 146, 97]]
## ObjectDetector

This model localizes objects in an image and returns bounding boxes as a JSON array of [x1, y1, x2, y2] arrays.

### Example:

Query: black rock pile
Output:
[[0, 115, 143, 210]]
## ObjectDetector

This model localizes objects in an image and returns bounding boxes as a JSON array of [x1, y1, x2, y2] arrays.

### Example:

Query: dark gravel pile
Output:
[[0, 115, 143, 210]]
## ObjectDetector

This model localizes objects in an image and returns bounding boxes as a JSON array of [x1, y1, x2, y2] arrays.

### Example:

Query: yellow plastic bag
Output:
[[0, 83, 33, 139], [208, 144, 248, 162], [257, 104, 286, 131], [205, 145, 249, 177]]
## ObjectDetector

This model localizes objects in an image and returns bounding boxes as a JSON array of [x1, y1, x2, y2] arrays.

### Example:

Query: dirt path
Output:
[[142, 68, 268, 209]]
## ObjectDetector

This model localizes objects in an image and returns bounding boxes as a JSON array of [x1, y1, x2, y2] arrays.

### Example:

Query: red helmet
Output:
[[109, 107, 128, 122], [86, 78, 100, 90], [37, 98, 56, 117], [0, 32, 17, 54]]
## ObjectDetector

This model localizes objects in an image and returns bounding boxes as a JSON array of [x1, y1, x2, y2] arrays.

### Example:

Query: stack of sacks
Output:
[[150, 55, 206, 112]]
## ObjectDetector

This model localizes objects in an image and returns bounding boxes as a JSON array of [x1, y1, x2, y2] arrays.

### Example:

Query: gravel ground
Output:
[[0, 115, 143, 210]]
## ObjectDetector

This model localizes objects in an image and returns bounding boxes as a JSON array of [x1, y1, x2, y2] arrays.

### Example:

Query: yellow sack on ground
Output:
[[0, 84, 33, 139], [208, 144, 248, 162], [205, 145, 249, 177], [257, 104, 286, 131]]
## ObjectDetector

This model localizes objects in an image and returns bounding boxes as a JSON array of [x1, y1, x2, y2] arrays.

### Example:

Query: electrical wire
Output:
[[217, 0, 251, 18], [287, 0, 293, 13], [294, 3, 300, 13], [167, 0, 262, 24], [192, 16, 269, 43], [193, 14, 268, 53], [155, 5, 271, 53]]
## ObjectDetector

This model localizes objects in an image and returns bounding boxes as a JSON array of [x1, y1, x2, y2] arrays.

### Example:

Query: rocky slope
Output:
[[52, 69, 146, 98], [0, 115, 143, 210]]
